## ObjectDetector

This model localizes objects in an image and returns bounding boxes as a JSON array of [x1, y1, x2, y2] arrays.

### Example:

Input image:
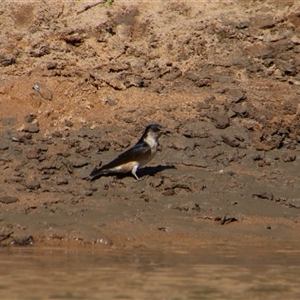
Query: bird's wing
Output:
[[102, 141, 151, 169], [90, 142, 151, 178]]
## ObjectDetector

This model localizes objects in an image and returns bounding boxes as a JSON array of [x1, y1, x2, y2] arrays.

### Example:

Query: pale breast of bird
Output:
[[138, 136, 158, 167], [144, 135, 158, 154]]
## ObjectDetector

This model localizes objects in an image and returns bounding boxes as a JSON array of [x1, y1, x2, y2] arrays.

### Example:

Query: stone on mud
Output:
[[196, 102, 211, 111], [282, 151, 296, 162], [232, 103, 249, 118], [24, 123, 40, 133], [25, 148, 40, 159], [0, 196, 19, 204], [33, 83, 53, 100], [172, 136, 195, 150], [221, 134, 240, 148], [68, 156, 89, 168], [25, 114, 37, 123], [56, 177, 69, 185], [26, 180, 41, 190], [0, 139, 9, 150], [181, 157, 208, 168], [226, 89, 246, 104], [210, 113, 230, 129]]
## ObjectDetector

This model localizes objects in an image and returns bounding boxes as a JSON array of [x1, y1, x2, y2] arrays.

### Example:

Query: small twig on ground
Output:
[[0, 231, 14, 243], [77, 0, 106, 15]]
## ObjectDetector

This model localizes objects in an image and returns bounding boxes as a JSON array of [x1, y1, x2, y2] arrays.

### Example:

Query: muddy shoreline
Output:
[[0, 1, 300, 249]]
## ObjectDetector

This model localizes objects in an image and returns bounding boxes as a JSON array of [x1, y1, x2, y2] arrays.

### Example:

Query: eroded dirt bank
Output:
[[0, 0, 300, 249]]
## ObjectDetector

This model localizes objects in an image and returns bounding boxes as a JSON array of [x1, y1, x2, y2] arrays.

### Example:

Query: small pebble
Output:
[[25, 114, 37, 123], [65, 120, 73, 127], [0, 196, 19, 204], [24, 123, 40, 133], [105, 98, 117, 106]]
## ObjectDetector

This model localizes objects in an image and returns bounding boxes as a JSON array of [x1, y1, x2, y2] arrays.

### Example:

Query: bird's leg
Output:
[[132, 166, 141, 181]]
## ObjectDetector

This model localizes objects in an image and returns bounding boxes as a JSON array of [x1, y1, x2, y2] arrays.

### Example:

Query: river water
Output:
[[1, 244, 300, 300]]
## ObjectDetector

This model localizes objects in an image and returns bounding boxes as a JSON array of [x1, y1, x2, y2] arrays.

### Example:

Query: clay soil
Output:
[[0, 0, 300, 251]]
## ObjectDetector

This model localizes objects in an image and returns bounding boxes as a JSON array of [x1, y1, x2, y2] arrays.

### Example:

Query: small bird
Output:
[[88, 124, 165, 181]]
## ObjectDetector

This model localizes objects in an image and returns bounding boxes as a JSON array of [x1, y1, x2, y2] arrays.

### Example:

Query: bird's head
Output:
[[142, 123, 166, 142]]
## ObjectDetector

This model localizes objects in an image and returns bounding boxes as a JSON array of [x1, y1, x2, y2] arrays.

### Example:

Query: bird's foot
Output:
[[134, 175, 150, 181]]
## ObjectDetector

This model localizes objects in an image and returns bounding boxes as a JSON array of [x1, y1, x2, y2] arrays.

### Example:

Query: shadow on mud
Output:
[[138, 164, 176, 177]]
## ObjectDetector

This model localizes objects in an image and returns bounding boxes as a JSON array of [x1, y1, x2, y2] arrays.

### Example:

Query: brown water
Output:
[[1, 245, 300, 300]]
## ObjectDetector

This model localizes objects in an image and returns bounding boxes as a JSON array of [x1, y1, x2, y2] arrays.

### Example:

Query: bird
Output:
[[88, 124, 165, 181]]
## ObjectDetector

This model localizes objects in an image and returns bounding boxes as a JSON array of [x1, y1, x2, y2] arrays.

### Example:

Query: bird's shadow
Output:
[[89, 164, 176, 181], [138, 164, 176, 178]]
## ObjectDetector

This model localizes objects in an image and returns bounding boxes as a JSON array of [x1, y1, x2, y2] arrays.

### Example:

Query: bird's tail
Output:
[[86, 167, 104, 181]]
